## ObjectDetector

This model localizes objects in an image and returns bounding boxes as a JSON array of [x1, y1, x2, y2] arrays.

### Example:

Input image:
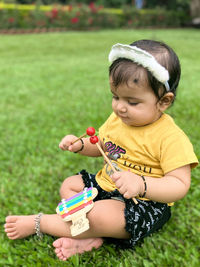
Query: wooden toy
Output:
[[90, 136, 116, 173], [56, 187, 98, 236], [90, 135, 138, 205], [72, 127, 96, 144]]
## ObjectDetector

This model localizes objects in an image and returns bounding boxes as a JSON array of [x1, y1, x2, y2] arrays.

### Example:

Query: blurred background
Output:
[[0, 0, 200, 33], [0, 1, 200, 267]]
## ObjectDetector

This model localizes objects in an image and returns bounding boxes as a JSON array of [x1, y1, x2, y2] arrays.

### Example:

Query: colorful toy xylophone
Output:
[[56, 187, 98, 236]]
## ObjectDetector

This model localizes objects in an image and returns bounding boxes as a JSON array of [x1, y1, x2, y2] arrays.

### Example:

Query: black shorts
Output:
[[79, 170, 171, 249]]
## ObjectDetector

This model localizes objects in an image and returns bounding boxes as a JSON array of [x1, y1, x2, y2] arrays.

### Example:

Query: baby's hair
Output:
[[109, 39, 181, 101]]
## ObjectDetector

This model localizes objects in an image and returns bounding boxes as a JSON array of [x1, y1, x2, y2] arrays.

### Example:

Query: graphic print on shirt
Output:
[[104, 140, 152, 175], [105, 141, 126, 176]]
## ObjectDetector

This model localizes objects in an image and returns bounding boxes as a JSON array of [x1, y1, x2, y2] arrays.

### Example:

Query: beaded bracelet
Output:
[[74, 138, 84, 153], [140, 175, 147, 198], [34, 212, 43, 238]]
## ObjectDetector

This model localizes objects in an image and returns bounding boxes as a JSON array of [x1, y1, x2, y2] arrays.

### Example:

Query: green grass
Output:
[[0, 29, 199, 266]]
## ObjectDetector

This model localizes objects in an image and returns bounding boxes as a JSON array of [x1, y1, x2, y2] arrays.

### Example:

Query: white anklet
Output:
[[34, 212, 43, 238]]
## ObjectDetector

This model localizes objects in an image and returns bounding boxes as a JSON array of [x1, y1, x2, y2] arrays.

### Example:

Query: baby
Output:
[[5, 39, 198, 261]]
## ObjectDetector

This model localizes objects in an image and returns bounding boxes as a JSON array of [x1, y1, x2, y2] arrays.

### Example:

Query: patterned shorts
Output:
[[79, 170, 171, 249]]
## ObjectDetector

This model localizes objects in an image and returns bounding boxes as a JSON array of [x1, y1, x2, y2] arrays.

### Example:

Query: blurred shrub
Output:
[[12, 0, 190, 11], [0, 2, 190, 31], [0, 3, 121, 30], [122, 6, 189, 28]]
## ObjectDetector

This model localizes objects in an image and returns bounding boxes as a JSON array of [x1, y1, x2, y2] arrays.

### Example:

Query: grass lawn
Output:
[[0, 29, 199, 266]]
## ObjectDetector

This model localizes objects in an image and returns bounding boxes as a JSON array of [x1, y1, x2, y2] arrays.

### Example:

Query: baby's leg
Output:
[[4, 175, 85, 240], [60, 174, 85, 199], [4, 213, 103, 259], [53, 199, 129, 260], [4, 214, 72, 240], [5, 199, 129, 252]]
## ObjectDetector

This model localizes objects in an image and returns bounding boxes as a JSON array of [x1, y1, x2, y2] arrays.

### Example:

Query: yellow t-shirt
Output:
[[96, 113, 198, 203]]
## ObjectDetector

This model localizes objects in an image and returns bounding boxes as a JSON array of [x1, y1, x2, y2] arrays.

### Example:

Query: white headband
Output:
[[108, 43, 170, 92]]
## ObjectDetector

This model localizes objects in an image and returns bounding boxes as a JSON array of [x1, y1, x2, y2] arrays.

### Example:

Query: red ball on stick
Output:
[[90, 135, 99, 144], [86, 127, 96, 136], [72, 127, 96, 145]]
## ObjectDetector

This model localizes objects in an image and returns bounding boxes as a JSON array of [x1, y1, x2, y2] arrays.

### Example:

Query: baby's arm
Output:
[[143, 165, 191, 203], [111, 165, 191, 203], [59, 135, 102, 157]]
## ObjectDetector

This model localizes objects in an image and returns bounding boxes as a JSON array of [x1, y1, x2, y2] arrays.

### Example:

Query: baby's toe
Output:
[[6, 216, 18, 223], [7, 231, 18, 239]]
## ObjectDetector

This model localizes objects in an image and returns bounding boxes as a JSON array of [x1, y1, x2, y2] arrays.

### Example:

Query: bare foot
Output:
[[53, 237, 103, 261], [4, 215, 36, 239]]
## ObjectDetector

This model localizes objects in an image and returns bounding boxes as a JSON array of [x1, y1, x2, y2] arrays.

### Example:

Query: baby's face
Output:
[[110, 76, 162, 127]]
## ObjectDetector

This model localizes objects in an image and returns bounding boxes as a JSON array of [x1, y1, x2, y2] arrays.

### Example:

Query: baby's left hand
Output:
[[111, 171, 143, 199]]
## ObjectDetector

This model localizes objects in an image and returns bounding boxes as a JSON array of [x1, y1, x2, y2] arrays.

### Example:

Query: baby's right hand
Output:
[[59, 135, 82, 152]]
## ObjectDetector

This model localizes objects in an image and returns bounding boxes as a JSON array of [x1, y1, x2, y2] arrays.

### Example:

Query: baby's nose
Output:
[[117, 102, 127, 112]]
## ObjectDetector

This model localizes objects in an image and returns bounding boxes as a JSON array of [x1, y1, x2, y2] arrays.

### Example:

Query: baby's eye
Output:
[[112, 95, 119, 100], [128, 101, 139, 106]]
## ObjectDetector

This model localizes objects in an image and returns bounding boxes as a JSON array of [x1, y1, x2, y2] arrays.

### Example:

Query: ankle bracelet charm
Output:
[[34, 212, 43, 238]]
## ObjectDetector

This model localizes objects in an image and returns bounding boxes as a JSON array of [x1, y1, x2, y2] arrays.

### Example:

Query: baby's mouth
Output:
[[119, 114, 128, 119]]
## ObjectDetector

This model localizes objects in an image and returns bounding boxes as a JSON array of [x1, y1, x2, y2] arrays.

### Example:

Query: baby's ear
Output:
[[158, 92, 174, 111]]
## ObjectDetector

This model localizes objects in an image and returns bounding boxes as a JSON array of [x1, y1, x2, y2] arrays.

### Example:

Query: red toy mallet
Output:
[[90, 135, 138, 205], [72, 127, 96, 145]]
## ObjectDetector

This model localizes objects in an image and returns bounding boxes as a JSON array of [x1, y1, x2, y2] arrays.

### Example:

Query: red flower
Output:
[[8, 17, 15, 23], [89, 2, 95, 9], [51, 8, 58, 19], [89, 2, 97, 13], [71, 17, 79, 24]]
